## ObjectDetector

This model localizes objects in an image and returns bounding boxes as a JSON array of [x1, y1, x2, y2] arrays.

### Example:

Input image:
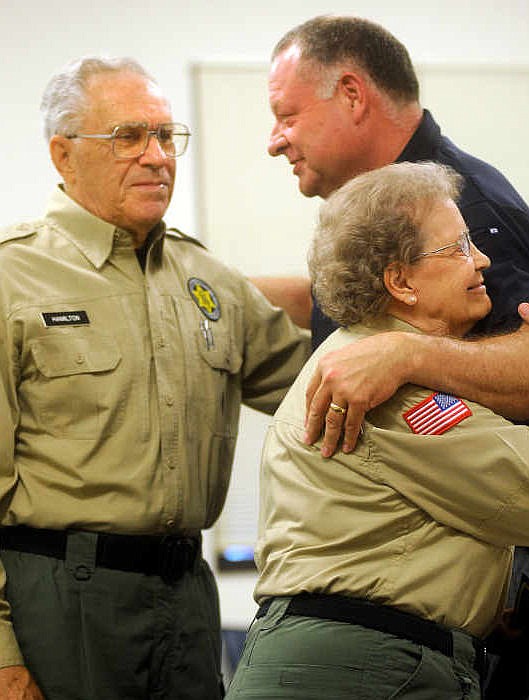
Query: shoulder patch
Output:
[[165, 227, 206, 250], [0, 222, 38, 245], [403, 392, 472, 435]]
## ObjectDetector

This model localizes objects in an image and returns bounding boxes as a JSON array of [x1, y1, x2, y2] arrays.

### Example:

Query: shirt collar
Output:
[[360, 314, 423, 336], [397, 109, 442, 164], [45, 186, 165, 269]]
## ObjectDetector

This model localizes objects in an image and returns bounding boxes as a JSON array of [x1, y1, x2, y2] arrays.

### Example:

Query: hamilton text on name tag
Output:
[[41, 311, 90, 327]]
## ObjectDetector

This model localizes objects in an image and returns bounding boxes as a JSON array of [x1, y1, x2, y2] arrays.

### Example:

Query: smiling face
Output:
[[50, 71, 176, 245], [268, 46, 361, 199], [389, 198, 492, 337]]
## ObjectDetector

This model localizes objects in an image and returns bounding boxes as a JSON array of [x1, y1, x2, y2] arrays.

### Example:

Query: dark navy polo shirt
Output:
[[311, 109, 529, 349]]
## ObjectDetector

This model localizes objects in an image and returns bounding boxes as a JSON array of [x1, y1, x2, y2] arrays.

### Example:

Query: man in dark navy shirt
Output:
[[253, 15, 529, 699], [312, 108, 529, 347]]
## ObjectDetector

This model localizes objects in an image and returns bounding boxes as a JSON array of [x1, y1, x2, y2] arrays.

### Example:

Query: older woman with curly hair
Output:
[[226, 161, 529, 700]]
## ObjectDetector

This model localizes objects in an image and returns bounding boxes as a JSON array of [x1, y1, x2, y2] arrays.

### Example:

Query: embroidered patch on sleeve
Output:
[[403, 392, 472, 435]]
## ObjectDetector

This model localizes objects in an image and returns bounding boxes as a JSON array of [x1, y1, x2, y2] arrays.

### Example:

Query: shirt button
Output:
[[156, 338, 165, 349], [166, 519, 176, 529], [165, 394, 174, 406], [75, 354, 85, 364]]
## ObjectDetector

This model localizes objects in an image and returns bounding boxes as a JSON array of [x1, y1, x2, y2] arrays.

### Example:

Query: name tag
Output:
[[41, 310, 90, 327]]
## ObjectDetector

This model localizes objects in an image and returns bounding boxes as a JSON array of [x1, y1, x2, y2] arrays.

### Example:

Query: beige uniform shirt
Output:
[[0, 187, 310, 666], [255, 316, 529, 639]]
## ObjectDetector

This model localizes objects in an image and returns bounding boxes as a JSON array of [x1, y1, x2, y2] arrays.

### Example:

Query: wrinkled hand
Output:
[[0, 665, 45, 700], [305, 332, 411, 457]]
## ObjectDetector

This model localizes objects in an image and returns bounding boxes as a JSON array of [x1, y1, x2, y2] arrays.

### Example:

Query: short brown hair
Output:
[[272, 15, 419, 103]]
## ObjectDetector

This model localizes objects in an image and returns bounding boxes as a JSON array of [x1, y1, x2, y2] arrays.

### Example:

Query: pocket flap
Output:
[[195, 329, 242, 374], [30, 332, 121, 377]]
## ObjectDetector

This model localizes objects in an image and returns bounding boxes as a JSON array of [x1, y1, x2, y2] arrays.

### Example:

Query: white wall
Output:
[[2, 0, 529, 233], [1, 0, 528, 629]]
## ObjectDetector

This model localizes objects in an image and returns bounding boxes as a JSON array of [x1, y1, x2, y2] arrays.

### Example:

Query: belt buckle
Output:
[[157, 536, 197, 585]]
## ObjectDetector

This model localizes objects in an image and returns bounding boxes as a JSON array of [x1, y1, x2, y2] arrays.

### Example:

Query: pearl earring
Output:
[[408, 294, 417, 305]]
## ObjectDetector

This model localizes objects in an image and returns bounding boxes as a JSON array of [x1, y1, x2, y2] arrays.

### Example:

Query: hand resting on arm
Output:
[[306, 303, 529, 457]]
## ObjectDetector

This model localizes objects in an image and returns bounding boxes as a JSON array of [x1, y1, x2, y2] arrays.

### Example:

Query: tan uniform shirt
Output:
[[255, 316, 529, 639], [0, 187, 310, 666]]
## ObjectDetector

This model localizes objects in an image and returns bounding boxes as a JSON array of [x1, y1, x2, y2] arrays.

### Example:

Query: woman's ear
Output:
[[384, 262, 417, 306]]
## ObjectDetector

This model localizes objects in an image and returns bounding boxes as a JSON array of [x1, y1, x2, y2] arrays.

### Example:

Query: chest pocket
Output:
[[27, 332, 122, 439], [194, 327, 243, 436]]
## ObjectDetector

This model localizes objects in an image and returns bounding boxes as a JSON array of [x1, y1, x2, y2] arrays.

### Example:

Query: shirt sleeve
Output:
[[362, 385, 529, 547], [0, 314, 25, 667], [239, 279, 311, 415]]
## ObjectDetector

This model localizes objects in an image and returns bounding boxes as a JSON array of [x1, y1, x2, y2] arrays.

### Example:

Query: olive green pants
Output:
[[226, 597, 481, 699], [2, 531, 224, 700]]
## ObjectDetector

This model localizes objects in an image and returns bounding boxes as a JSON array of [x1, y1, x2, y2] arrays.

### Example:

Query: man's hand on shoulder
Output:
[[0, 665, 45, 700], [305, 331, 415, 457], [305, 303, 529, 458]]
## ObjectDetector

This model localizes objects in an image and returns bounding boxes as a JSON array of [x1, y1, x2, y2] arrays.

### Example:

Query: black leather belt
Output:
[[0, 526, 200, 585], [257, 593, 486, 676]]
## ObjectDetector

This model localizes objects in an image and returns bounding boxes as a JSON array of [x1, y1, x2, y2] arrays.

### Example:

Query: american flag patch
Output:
[[403, 392, 472, 435]]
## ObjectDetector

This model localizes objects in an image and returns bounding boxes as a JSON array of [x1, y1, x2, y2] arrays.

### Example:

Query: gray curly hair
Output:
[[308, 161, 463, 326], [40, 56, 155, 141]]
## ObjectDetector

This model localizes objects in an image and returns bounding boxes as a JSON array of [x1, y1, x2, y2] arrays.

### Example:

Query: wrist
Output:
[[391, 331, 424, 386]]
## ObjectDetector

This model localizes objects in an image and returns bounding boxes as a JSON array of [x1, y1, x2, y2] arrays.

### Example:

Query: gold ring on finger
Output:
[[329, 402, 346, 415]]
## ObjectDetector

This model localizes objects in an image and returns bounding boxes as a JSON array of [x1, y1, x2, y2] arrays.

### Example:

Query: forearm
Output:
[[249, 276, 312, 329], [305, 310, 529, 456], [404, 325, 529, 420]]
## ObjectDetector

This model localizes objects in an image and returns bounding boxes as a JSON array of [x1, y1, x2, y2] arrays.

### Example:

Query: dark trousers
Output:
[[2, 531, 224, 700], [226, 597, 481, 699]]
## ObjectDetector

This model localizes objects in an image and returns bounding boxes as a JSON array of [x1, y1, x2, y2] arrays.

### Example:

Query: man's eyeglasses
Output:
[[66, 122, 191, 159], [411, 230, 472, 262]]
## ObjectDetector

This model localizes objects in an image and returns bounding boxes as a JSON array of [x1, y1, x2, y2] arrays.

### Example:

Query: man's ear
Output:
[[49, 135, 75, 181], [384, 262, 417, 306], [338, 72, 368, 122]]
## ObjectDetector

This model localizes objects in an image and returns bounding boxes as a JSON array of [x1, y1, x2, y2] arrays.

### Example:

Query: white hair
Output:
[[40, 56, 155, 140]]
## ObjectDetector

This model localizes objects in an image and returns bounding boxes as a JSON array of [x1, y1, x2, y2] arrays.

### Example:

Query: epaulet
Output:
[[165, 227, 207, 250], [0, 222, 38, 245]]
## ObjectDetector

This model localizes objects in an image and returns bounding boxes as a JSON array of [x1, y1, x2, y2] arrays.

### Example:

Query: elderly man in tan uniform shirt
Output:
[[0, 57, 310, 700]]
